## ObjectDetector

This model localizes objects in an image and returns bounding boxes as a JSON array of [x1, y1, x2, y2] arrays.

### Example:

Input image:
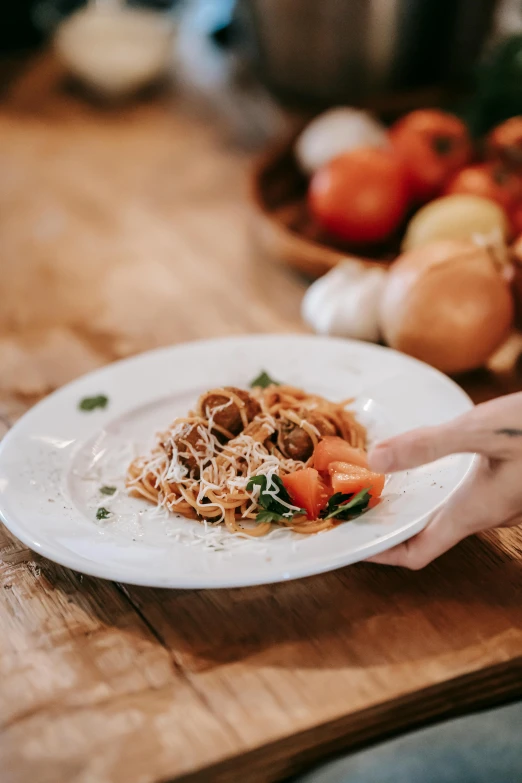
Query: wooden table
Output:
[[1, 55, 522, 783]]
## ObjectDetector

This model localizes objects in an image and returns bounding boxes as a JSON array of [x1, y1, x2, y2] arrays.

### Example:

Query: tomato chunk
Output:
[[313, 436, 369, 472], [328, 461, 385, 498], [282, 468, 331, 520]]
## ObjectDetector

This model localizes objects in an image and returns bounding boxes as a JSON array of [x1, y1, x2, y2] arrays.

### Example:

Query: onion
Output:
[[402, 195, 510, 251], [379, 240, 514, 373]]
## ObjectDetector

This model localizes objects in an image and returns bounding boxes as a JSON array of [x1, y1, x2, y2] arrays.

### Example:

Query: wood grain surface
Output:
[[1, 55, 522, 783]]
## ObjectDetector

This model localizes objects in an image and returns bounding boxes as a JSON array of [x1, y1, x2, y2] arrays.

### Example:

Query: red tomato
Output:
[[308, 147, 409, 244], [313, 436, 369, 472], [487, 117, 522, 171], [282, 468, 330, 520], [328, 462, 385, 499], [444, 163, 522, 214], [389, 109, 472, 202]]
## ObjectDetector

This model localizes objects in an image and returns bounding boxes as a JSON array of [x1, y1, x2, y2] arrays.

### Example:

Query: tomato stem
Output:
[[432, 135, 454, 156]]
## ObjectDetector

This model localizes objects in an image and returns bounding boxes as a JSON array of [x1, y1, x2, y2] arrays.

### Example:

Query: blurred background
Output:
[[3, 0, 522, 420], [6, 0, 521, 113]]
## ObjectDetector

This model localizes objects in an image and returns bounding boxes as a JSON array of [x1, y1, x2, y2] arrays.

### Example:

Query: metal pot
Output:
[[233, 0, 498, 104]]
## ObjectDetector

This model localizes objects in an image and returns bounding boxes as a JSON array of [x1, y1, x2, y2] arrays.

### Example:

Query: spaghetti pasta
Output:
[[126, 382, 368, 536]]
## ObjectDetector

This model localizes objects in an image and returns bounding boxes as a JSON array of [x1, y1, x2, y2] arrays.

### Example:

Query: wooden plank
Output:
[[0, 527, 244, 783], [1, 526, 521, 783], [0, 54, 307, 419], [121, 529, 522, 770], [0, 532, 171, 727]]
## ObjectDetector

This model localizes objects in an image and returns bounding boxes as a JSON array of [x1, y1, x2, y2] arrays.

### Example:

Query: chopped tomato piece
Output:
[[328, 461, 385, 499], [282, 468, 331, 520], [313, 436, 369, 472]]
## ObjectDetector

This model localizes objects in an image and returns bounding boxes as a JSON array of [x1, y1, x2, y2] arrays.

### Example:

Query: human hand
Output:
[[367, 392, 522, 569]]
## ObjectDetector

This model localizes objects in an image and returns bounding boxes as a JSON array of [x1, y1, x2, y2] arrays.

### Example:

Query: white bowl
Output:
[[54, 6, 175, 97]]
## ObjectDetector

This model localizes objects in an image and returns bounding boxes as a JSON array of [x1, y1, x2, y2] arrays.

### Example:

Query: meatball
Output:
[[170, 424, 206, 472], [280, 423, 313, 461], [202, 387, 261, 436], [279, 412, 337, 461], [308, 411, 338, 438]]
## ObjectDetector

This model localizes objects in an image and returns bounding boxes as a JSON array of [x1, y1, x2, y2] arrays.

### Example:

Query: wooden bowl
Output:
[[250, 86, 457, 279]]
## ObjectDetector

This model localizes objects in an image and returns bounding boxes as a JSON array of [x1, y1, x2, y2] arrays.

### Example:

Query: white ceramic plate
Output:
[[0, 335, 474, 589]]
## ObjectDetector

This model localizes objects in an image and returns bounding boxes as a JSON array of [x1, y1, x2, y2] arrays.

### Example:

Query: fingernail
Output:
[[368, 445, 393, 473]]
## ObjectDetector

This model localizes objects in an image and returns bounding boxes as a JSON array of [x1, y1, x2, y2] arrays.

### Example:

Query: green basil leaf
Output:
[[247, 475, 275, 511], [246, 475, 266, 492], [100, 486, 117, 496], [324, 489, 371, 521], [255, 510, 288, 524], [79, 395, 109, 411], [96, 507, 111, 520], [323, 492, 351, 515], [250, 370, 281, 389], [247, 474, 285, 512], [256, 508, 306, 524], [269, 474, 293, 505], [248, 474, 304, 520]]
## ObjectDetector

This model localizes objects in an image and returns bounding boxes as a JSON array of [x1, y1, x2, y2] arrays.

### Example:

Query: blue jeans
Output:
[[296, 702, 522, 783]]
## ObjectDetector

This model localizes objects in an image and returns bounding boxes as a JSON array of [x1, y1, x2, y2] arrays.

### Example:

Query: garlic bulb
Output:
[[295, 108, 388, 175], [302, 260, 387, 342]]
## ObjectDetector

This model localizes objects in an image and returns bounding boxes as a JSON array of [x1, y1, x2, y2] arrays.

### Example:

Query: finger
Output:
[[366, 507, 465, 569], [367, 458, 509, 568], [500, 513, 522, 529], [368, 423, 467, 473], [369, 397, 522, 474]]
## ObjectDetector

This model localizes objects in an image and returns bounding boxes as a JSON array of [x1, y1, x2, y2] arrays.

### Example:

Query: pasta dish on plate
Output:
[[126, 372, 385, 536]]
